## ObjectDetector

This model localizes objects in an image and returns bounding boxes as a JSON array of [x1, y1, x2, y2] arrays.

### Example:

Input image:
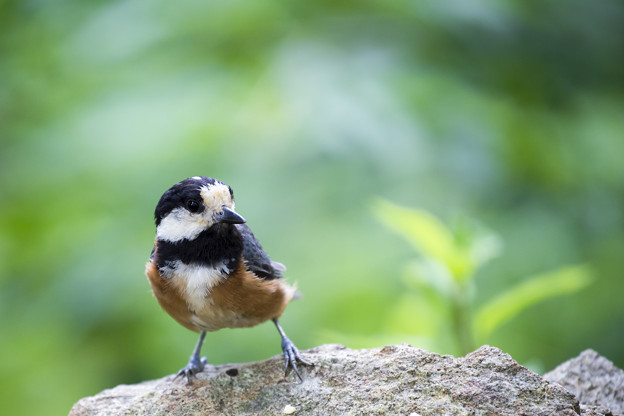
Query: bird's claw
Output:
[[174, 356, 208, 384], [281, 336, 313, 381]]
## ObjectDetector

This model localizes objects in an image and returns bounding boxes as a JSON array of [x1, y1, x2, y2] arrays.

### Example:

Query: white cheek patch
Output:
[[200, 183, 234, 214], [156, 207, 210, 242], [157, 182, 236, 243]]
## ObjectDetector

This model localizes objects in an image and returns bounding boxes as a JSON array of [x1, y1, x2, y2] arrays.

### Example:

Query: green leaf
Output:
[[385, 292, 447, 338], [402, 258, 455, 300], [468, 229, 504, 270], [474, 264, 593, 339], [453, 214, 503, 271], [372, 198, 473, 282]]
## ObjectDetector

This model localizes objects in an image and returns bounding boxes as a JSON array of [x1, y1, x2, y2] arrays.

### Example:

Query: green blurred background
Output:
[[2, 0, 624, 414]]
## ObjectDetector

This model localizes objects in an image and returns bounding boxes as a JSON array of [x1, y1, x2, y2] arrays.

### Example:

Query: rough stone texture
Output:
[[70, 344, 589, 416], [545, 349, 624, 416], [580, 405, 614, 416]]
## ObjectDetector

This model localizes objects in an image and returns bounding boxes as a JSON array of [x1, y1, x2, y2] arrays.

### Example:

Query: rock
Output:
[[70, 344, 583, 416], [580, 404, 614, 416], [544, 349, 624, 415]]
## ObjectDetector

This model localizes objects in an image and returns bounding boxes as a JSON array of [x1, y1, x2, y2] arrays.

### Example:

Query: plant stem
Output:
[[451, 284, 475, 355]]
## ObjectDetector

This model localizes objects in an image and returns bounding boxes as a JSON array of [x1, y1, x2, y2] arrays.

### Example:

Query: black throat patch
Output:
[[155, 223, 243, 272]]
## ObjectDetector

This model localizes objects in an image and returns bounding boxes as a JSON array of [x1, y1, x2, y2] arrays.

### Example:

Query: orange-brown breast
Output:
[[146, 256, 296, 333], [146, 260, 198, 332], [202, 263, 296, 329]]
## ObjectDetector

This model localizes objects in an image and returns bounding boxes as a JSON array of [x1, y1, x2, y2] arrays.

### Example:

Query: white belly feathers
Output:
[[160, 260, 230, 313]]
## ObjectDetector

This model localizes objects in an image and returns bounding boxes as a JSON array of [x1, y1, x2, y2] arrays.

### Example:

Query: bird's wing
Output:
[[236, 223, 284, 280]]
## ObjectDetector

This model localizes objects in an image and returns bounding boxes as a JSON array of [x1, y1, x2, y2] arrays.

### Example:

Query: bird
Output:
[[145, 176, 311, 383]]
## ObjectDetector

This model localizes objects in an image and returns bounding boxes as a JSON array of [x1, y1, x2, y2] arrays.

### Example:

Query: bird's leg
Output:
[[272, 318, 312, 381], [175, 331, 208, 384]]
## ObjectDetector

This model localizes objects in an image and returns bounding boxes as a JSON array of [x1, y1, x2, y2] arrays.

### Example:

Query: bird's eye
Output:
[[186, 200, 200, 213]]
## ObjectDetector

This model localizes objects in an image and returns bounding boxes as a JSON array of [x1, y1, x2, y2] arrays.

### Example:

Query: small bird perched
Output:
[[146, 176, 311, 382]]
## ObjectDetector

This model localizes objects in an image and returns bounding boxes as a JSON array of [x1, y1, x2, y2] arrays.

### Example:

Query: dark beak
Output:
[[215, 206, 246, 224]]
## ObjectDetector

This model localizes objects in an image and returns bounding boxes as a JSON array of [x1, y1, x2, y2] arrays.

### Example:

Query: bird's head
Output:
[[154, 176, 246, 242]]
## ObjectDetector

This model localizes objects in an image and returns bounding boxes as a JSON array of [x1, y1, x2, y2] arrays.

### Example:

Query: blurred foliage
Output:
[[475, 264, 593, 340], [2, 0, 624, 414], [373, 198, 593, 355]]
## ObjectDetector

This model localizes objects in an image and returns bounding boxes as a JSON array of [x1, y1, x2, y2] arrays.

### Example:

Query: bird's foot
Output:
[[175, 355, 208, 384], [280, 336, 313, 381]]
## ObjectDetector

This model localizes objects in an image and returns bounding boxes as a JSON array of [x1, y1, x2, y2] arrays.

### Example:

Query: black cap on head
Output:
[[154, 176, 219, 226]]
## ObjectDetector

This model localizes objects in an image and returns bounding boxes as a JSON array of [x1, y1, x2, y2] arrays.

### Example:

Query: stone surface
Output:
[[580, 404, 614, 416], [545, 349, 624, 416], [70, 344, 585, 416]]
